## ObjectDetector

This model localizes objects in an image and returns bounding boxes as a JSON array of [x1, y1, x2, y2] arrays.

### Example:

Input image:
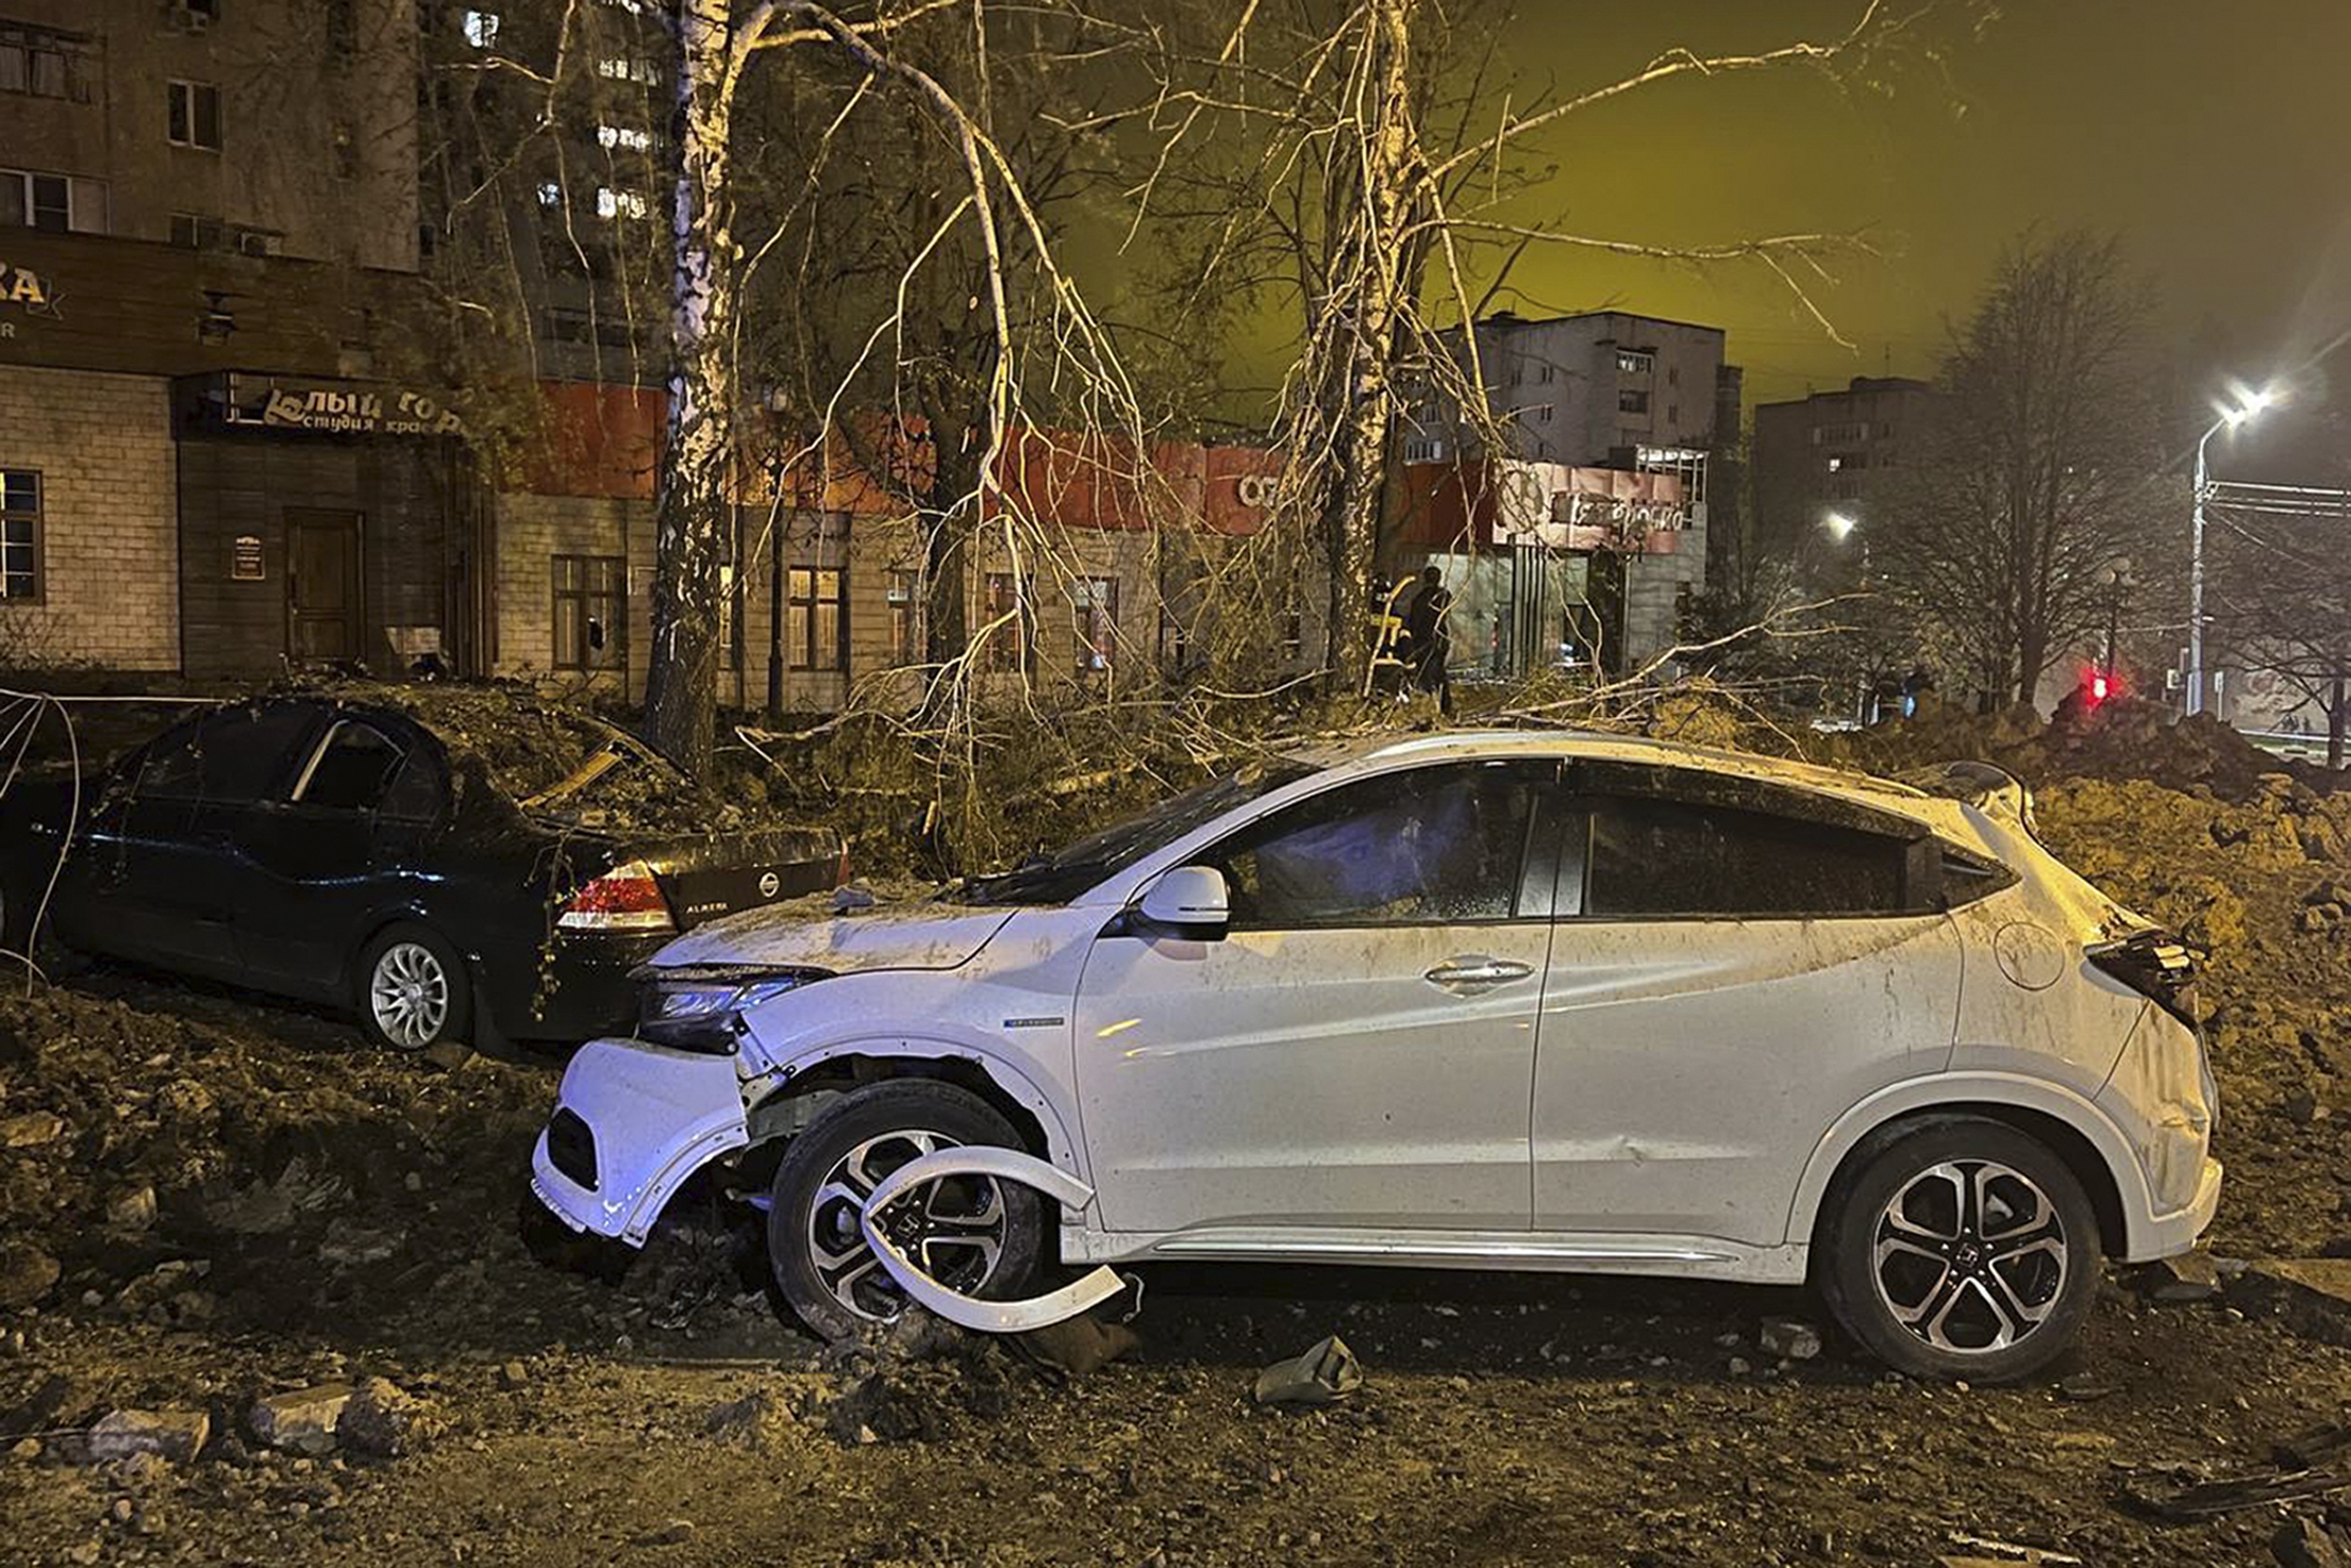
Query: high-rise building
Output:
[[1752, 375, 1944, 565]]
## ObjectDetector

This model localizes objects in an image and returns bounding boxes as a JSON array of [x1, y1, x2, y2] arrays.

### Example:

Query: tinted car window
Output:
[[297, 721, 409, 812], [137, 704, 319, 804], [1209, 762, 1541, 929], [1583, 795, 1913, 918]]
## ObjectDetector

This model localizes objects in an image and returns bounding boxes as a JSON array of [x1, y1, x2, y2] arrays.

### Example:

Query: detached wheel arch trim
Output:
[[857, 1146, 1127, 1333], [1786, 1073, 2152, 1260]]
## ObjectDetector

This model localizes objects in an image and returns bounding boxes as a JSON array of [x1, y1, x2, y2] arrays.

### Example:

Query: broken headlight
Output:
[[636, 966, 831, 1052]]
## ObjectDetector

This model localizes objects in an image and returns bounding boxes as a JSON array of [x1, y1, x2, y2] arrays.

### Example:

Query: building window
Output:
[[167, 81, 223, 150], [1616, 349, 1654, 377], [786, 566, 846, 672], [1535, 404, 1552, 424], [983, 573, 1031, 673], [0, 27, 77, 99], [1537, 363, 1555, 384], [0, 471, 39, 602], [541, 306, 632, 349], [1281, 607, 1304, 663], [1618, 389, 1650, 415], [596, 123, 652, 152], [595, 186, 648, 221], [0, 170, 105, 234], [1158, 606, 1191, 668], [887, 570, 921, 664], [536, 180, 562, 208], [597, 56, 658, 84], [1667, 365, 1679, 387], [169, 212, 223, 249], [462, 9, 500, 47], [1666, 404, 1678, 425], [331, 122, 357, 179], [1074, 576, 1117, 673], [551, 554, 626, 672]]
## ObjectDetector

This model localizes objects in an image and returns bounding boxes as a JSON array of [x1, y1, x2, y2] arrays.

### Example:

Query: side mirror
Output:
[[1136, 865, 1229, 940]]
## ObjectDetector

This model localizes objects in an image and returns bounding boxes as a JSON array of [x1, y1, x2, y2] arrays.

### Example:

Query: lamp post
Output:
[[1824, 510, 1871, 720], [2189, 386, 2278, 716], [2097, 558, 2133, 695]]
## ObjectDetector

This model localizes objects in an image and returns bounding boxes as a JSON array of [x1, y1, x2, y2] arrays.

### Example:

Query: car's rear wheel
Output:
[[766, 1081, 1044, 1342], [1820, 1117, 2099, 1383], [357, 923, 472, 1052]]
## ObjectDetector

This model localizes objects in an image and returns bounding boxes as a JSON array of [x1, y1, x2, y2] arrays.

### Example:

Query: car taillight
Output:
[[558, 859, 675, 934], [2087, 928, 2197, 1028]]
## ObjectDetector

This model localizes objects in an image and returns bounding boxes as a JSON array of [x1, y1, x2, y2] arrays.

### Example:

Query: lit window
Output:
[[596, 123, 651, 152], [1616, 349, 1654, 377], [462, 9, 500, 47], [552, 555, 626, 672], [597, 56, 657, 84], [536, 180, 561, 207], [167, 80, 222, 150], [595, 186, 647, 220]]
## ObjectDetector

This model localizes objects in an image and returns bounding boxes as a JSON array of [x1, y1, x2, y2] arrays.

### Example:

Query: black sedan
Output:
[[0, 687, 841, 1052]]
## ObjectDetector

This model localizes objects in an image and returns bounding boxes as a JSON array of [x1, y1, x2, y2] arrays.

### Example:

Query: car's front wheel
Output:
[[1820, 1117, 2099, 1383], [357, 923, 472, 1052], [766, 1081, 1044, 1342]]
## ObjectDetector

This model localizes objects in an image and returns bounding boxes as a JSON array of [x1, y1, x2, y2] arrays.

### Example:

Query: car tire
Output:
[[355, 923, 473, 1053], [1819, 1116, 2099, 1384], [767, 1080, 1045, 1343]]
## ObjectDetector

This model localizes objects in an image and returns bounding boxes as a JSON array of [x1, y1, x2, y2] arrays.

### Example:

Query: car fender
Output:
[[1782, 1070, 2158, 1256], [748, 1027, 1088, 1188]]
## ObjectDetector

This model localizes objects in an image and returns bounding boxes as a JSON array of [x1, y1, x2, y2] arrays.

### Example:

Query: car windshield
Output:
[[955, 760, 1314, 906]]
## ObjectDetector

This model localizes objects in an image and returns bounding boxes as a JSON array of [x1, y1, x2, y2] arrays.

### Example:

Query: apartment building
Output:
[[1751, 375, 1945, 564]]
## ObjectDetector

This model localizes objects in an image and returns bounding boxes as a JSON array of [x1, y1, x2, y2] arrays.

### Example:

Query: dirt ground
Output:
[[9, 702, 2351, 1566]]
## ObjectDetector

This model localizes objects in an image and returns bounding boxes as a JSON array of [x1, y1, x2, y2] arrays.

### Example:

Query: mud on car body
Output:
[[0, 688, 840, 1051], [531, 731, 2220, 1379]]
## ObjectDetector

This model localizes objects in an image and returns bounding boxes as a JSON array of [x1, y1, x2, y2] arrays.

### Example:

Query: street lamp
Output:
[[1824, 510, 1858, 543], [2188, 384, 2280, 716]]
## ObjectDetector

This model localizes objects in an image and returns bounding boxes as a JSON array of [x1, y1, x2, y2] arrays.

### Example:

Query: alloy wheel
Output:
[[1871, 1159, 2069, 1354], [369, 940, 451, 1049], [806, 1129, 1009, 1322]]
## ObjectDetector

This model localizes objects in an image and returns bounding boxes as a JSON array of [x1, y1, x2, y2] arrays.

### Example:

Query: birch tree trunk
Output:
[[643, 0, 737, 775], [1313, 0, 1418, 697]]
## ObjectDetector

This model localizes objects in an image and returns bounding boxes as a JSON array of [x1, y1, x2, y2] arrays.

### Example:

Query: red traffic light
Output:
[[2089, 671, 2110, 703]]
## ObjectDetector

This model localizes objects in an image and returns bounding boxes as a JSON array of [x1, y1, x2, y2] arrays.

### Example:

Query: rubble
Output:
[[249, 1385, 355, 1457], [1757, 1317, 1824, 1360], [85, 1409, 210, 1464], [0, 1242, 59, 1308], [2230, 1259, 2351, 1346], [1253, 1335, 1364, 1406], [2135, 1248, 2224, 1304], [2277, 1515, 2351, 1568], [335, 1378, 442, 1459]]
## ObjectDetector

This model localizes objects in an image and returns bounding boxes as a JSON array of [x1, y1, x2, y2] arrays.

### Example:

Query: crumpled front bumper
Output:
[[530, 1038, 749, 1246]]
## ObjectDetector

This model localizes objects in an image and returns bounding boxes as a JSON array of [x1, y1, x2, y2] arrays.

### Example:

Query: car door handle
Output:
[[1424, 956, 1534, 990]]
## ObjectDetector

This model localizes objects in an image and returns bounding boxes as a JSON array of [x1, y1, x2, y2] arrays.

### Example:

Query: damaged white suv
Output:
[[531, 732, 2219, 1382]]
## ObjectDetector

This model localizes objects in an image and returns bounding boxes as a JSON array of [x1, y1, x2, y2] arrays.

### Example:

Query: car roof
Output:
[[1295, 728, 1944, 824]]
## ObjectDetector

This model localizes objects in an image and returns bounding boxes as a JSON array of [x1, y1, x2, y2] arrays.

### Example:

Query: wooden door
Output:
[[286, 509, 362, 663]]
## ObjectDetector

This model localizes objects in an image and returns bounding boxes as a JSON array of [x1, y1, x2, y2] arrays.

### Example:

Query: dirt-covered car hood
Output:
[[645, 896, 1017, 974]]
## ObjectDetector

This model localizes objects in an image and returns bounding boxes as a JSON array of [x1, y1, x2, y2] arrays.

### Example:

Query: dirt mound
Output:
[[1826, 695, 2310, 802]]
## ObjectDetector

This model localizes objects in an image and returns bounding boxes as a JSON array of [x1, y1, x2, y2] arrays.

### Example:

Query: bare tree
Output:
[[1876, 231, 2165, 708]]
